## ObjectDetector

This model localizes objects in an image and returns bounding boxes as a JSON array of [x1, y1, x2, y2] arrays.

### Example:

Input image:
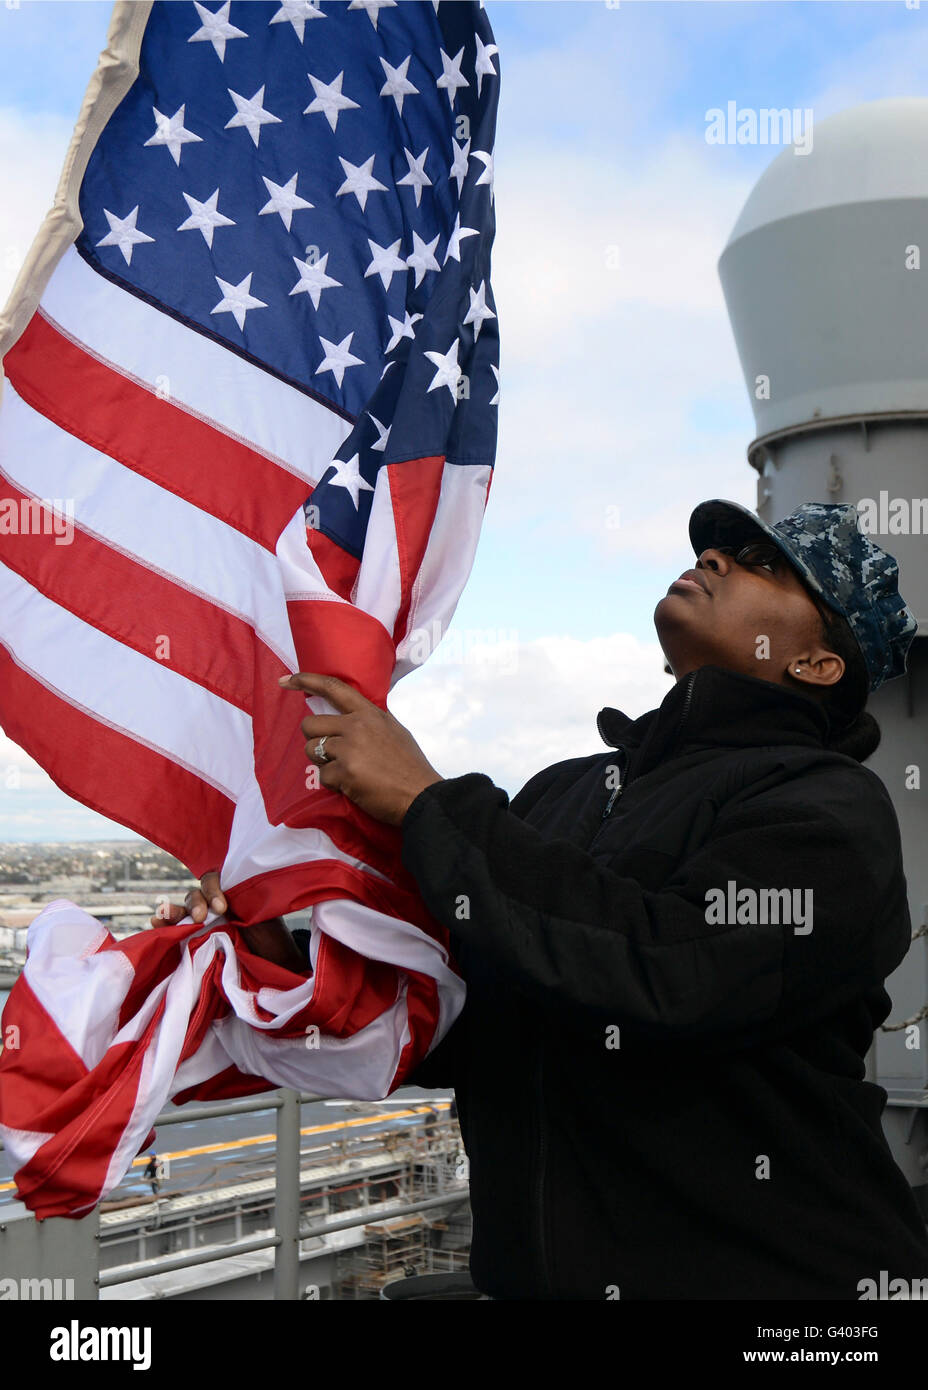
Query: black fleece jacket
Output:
[[399, 664, 928, 1300]]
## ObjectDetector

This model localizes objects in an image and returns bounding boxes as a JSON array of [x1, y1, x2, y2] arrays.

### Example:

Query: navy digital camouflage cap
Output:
[[688, 499, 918, 692]]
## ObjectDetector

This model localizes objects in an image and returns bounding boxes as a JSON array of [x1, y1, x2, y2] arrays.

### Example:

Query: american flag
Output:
[[0, 0, 498, 1217]]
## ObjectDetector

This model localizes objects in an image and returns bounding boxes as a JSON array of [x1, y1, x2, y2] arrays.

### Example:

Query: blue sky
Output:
[[1, 0, 927, 839]]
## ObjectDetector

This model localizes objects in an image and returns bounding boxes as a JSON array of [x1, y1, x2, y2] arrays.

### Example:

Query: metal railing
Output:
[[0, 1088, 469, 1300]]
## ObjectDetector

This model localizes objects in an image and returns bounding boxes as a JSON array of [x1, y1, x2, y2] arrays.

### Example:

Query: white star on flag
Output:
[[463, 281, 495, 340], [368, 413, 392, 453], [424, 337, 462, 399], [437, 47, 469, 108], [472, 148, 495, 203], [177, 189, 236, 247], [210, 272, 267, 331], [398, 147, 432, 207], [348, 0, 397, 30], [259, 173, 313, 230], [449, 137, 470, 197], [385, 310, 422, 353], [474, 33, 500, 97], [304, 71, 361, 131], [143, 105, 203, 166], [444, 212, 479, 264], [289, 252, 342, 309], [489, 362, 500, 405], [316, 332, 365, 388], [407, 231, 440, 288], [269, 0, 325, 42], [324, 453, 375, 508], [225, 86, 282, 146], [188, 0, 247, 61], [336, 155, 388, 211], [95, 206, 155, 266], [379, 55, 418, 115], [364, 238, 407, 291]]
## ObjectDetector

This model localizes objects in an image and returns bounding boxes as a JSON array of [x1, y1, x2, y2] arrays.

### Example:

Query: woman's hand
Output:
[[151, 869, 228, 927], [280, 671, 444, 827], [151, 870, 309, 972]]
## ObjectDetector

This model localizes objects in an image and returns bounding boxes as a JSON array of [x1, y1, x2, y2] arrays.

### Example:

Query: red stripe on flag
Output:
[[250, 740, 419, 890], [386, 456, 445, 648], [2, 311, 315, 551], [390, 971, 442, 1090], [229, 856, 450, 940], [290, 933, 401, 1036], [0, 464, 314, 853], [0, 976, 169, 1219], [0, 467, 285, 715], [172, 1064, 276, 1107], [304, 524, 361, 600], [0, 642, 235, 875], [0, 974, 88, 1129], [253, 595, 398, 836], [286, 595, 396, 701]]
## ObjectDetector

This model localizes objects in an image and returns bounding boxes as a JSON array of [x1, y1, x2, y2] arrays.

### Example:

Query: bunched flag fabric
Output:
[[0, 0, 499, 1218]]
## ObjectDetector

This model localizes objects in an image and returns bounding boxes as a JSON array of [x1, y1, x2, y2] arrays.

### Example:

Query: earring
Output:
[[795, 667, 801, 674]]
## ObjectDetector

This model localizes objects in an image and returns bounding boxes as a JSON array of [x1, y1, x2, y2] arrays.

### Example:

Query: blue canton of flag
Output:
[[77, 0, 500, 560]]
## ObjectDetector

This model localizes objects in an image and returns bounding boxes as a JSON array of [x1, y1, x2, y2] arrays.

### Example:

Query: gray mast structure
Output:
[[719, 98, 928, 1215]]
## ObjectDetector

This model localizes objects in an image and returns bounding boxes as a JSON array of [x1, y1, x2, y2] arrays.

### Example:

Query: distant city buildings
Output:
[[0, 839, 190, 891], [0, 841, 198, 983]]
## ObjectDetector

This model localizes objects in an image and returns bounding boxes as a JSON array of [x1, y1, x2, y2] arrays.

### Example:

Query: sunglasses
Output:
[[713, 541, 784, 572], [714, 541, 831, 624]]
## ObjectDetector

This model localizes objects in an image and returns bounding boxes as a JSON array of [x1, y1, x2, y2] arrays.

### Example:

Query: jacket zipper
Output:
[[601, 747, 627, 819], [600, 670, 696, 823], [677, 669, 697, 743]]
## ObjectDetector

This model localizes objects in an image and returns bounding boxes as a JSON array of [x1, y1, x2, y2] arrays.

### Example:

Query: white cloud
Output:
[[0, 104, 74, 308], [389, 627, 673, 797], [494, 133, 752, 363], [484, 127, 759, 567]]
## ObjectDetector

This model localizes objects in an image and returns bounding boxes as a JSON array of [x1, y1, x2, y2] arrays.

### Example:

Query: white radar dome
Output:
[[719, 98, 928, 443]]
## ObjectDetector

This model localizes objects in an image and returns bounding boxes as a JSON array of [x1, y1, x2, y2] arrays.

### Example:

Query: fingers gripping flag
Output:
[[0, 0, 499, 1217]]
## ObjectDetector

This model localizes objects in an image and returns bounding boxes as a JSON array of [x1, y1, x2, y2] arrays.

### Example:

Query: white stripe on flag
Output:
[[352, 466, 404, 629], [19, 903, 126, 1069], [275, 505, 354, 608], [392, 460, 492, 682], [39, 247, 352, 484], [212, 994, 416, 1100], [0, 565, 253, 796], [0, 383, 303, 665], [0, 1123, 56, 1171], [220, 766, 393, 891]]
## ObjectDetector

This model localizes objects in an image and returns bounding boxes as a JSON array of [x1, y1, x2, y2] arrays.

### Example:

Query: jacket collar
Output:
[[596, 664, 833, 781]]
